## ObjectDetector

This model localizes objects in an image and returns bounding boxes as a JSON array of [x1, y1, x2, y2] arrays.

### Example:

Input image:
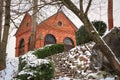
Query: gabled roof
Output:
[[15, 13, 32, 36], [37, 11, 78, 31], [59, 11, 78, 30], [15, 11, 78, 36]]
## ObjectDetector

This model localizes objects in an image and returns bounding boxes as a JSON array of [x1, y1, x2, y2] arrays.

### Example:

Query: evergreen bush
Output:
[[18, 57, 27, 71], [76, 20, 107, 45], [14, 51, 54, 80], [92, 21, 107, 36], [18, 51, 37, 71], [76, 25, 92, 45], [33, 44, 64, 58], [14, 59, 54, 80]]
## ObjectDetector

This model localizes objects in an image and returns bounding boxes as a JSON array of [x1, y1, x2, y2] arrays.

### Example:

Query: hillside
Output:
[[0, 42, 116, 80], [47, 42, 116, 80]]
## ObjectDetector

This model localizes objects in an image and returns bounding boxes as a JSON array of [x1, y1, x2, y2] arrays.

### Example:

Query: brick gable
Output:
[[15, 11, 78, 57]]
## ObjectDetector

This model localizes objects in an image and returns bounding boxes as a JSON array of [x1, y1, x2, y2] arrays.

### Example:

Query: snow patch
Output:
[[0, 57, 19, 80]]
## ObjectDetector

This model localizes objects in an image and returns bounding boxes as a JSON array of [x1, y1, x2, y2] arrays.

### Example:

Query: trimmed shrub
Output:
[[18, 51, 37, 71], [76, 20, 107, 45], [76, 25, 92, 45], [14, 51, 55, 80], [33, 44, 64, 58], [14, 59, 54, 80], [18, 57, 26, 71], [92, 21, 107, 36]]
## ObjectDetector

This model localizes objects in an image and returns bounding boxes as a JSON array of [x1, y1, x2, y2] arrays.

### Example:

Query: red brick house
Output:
[[15, 11, 78, 57]]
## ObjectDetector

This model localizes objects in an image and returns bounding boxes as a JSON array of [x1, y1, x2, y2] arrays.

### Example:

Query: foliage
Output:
[[33, 44, 65, 58], [16, 44, 64, 79], [18, 51, 37, 71], [14, 59, 54, 80], [18, 57, 27, 72], [14, 52, 54, 80], [76, 25, 92, 45], [76, 20, 107, 45], [92, 21, 107, 36]]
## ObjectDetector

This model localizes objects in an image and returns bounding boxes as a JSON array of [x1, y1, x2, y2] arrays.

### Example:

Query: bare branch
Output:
[[85, 0, 92, 15], [80, 0, 84, 13], [10, 18, 18, 29], [60, 0, 81, 16]]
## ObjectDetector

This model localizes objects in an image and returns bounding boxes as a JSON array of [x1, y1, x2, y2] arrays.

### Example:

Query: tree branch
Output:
[[60, 0, 81, 18], [85, 0, 92, 15], [10, 18, 18, 28], [80, 0, 84, 13], [59, 0, 120, 76]]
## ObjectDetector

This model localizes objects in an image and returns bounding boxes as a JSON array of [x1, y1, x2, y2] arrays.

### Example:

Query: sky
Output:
[[113, 0, 120, 27], [6, 0, 120, 58]]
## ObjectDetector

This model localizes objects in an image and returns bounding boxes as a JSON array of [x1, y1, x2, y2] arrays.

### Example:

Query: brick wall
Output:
[[15, 11, 78, 57]]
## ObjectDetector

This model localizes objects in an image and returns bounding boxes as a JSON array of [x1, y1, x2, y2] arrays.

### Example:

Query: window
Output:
[[57, 21, 62, 26], [44, 34, 56, 45], [63, 37, 74, 50], [19, 39, 25, 56]]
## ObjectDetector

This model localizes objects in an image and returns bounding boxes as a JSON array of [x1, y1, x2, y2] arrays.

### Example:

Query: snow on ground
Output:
[[51, 42, 116, 80], [0, 43, 117, 80], [0, 57, 18, 80], [57, 77, 115, 80]]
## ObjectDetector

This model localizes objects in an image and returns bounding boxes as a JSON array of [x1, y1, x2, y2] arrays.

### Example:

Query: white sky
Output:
[[6, 0, 120, 58], [113, 0, 120, 27]]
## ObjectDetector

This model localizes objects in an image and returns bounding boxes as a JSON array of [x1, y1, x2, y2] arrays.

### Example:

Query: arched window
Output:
[[44, 34, 56, 45], [63, 37, 74, 50], [19, 39, 25, 56]]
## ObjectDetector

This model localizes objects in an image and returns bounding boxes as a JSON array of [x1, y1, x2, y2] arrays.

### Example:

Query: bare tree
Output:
[[0, 0, 3, 70], [29, 0, 38, 50], [0, 0, 11, 70], [0, 0, 37, 70], [10, 0, 120, 75], [0, 0, 3, 51], [56, 0, 120, 76]]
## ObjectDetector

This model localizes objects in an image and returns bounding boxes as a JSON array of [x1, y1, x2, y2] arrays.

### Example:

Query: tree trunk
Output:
[[0, 0, 3, 70], [30, 0, 38, 50], [108, 0, 113, 30], [0, 0, 11, 70], [61, 0, 120, 76], [81, 15, 120, 76], [0, 0, 3, 50]]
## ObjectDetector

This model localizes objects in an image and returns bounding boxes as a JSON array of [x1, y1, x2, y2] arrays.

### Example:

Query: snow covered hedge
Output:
[[14, 51, 55, 80], [33, 44, 64, 58]]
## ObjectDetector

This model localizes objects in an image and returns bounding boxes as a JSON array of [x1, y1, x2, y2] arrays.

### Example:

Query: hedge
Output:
[[33, 44, 64, 58], [14, 52, 54, 80]]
